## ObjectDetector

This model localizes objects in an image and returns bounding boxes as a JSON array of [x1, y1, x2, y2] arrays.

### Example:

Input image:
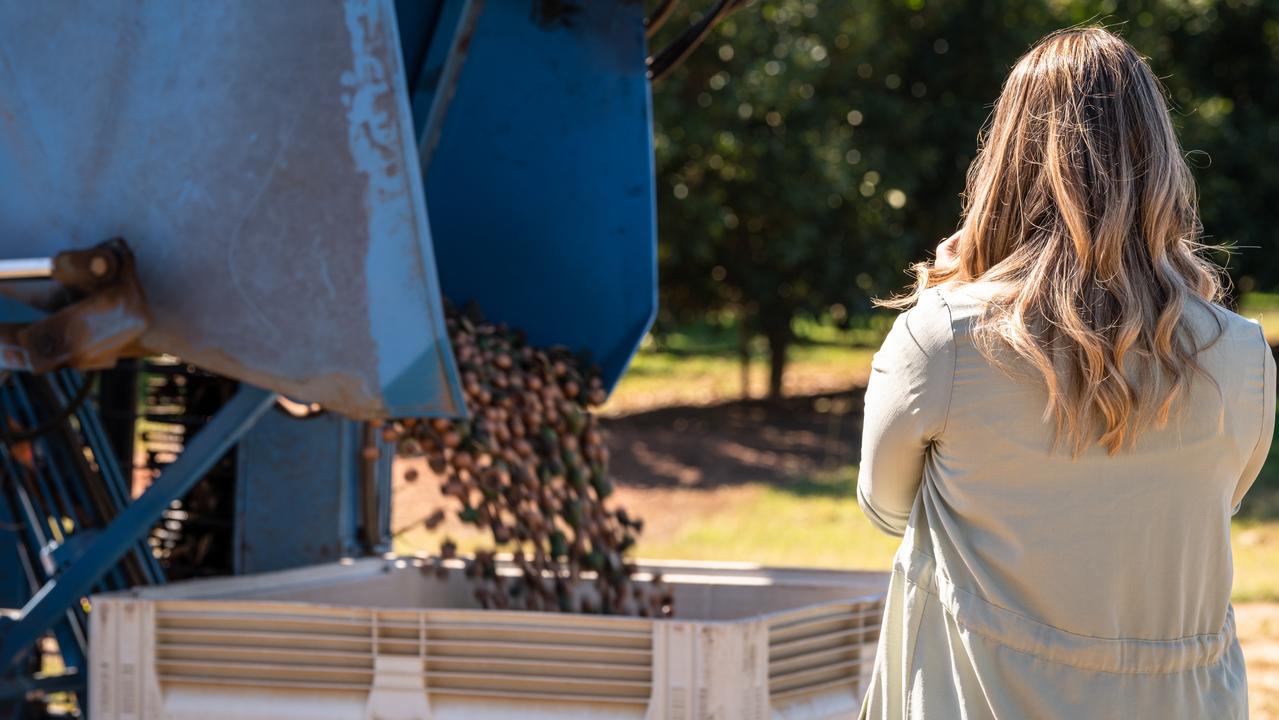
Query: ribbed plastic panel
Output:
[[768, 600, 883, 702], [422, 611, 652, 705], [90, 558, 888, 719], [154, 603, 376, 690], [150, 602, 655, 704]]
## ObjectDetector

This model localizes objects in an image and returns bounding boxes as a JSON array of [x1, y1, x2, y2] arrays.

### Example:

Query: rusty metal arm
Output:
[[0, 239, 150, 373]]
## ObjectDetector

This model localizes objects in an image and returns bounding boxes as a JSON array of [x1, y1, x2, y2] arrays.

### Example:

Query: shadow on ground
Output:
[[604, 381, 1279, 518], [604, 388, 866, 492]]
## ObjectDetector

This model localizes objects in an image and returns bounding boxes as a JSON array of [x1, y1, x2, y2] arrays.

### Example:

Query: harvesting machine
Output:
[[0, 0, 742, 713]]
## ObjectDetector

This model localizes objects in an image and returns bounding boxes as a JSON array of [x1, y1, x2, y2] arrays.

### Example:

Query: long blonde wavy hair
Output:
[[882, 27, 1226, 456]]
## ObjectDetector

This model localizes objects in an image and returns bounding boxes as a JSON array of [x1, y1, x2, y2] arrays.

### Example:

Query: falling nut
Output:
[[391, 302, 669, 618]]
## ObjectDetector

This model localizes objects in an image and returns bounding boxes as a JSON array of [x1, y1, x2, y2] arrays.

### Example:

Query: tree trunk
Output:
[[764, 318, 791, 399], [737, 318, 752, 399]]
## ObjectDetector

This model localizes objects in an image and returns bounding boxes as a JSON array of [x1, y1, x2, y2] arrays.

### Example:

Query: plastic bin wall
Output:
[[89, 559, 888, 719]]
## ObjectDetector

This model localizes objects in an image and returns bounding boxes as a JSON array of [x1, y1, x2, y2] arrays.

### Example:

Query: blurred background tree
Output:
[[650, 0, 1279, 397]]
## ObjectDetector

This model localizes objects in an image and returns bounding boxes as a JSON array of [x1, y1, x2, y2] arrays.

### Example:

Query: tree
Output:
[[652, 0, 1045, 396], [652, 0, 1279, 396]]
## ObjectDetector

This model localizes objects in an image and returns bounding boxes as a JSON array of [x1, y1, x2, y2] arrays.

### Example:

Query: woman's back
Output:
[[858, 282, 1274, 718], [857, 26, 1276, 718]]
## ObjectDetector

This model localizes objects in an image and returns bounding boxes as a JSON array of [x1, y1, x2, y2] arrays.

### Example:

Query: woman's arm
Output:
[[857, 288, 955, 536], [1231, 323, 1276, 515]]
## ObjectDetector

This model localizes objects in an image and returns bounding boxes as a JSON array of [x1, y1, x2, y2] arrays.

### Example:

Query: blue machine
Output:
[[0, 0, 740, 713]]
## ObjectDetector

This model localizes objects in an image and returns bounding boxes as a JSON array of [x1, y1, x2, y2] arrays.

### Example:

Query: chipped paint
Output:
[[0, 1, 466, 419], [342, 0, 466, 418]]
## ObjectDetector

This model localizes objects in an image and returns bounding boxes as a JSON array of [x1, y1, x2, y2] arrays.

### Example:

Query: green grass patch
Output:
[[632, 469, 901, 570], [1239, 291, 1279, 316], [1231, 518, 1279, 603], [604, 346, 877, 416], [1239, 291, 1279, 344], [1244, 407, 1279, 501], [605, 336, 877, 415], [629, 470, 1279, 603], [646, 313, 893, 356]]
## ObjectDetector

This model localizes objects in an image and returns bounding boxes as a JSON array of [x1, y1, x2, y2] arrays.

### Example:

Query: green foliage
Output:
[[652, 0, 1279, 389], [1236, 402, 1279, 519]]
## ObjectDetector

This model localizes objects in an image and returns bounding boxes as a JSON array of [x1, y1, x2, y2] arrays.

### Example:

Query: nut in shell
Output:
[[394, 302, 667, 617]]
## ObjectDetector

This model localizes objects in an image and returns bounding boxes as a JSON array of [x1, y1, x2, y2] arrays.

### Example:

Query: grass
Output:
[[629, 469, 900, 570], [1234, 520, 1279, 602], [1240, 291, 1279, 344], [602, 316, 884, 415], [402, 291, 1279, 598], [606, 290, 1279, 417], [604, 344, 877, 416], [621, 469, 1279, 603]]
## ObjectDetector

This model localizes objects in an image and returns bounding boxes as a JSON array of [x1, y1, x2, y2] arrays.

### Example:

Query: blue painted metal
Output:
[[0, 368, 164, 700], [0, 385, 276, 671], [0, 0, 467, 420], [53, 371, 165, 583], [0, 298, 45, 377], [0, 488, 36, 612], [420, 0, 658, 390], [405, 0, 486, 170], [234, 412, 393, 574], [2, 376, 143, 592], [5, 387, 76, 539], [0, 297, 42, 326], [0, 384, 91, 685], [369, 424, 395, 556], [394, 0, 446, 85], [0, 669, 83, 702]]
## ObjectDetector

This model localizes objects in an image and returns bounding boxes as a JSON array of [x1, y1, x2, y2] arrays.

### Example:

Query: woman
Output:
[[857, 28, 1274, 719]]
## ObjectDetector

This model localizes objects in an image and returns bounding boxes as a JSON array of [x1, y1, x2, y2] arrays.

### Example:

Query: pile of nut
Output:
[[387, 303, 673, 617]]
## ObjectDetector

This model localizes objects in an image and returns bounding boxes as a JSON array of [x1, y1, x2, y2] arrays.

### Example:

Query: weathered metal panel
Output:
[[0, 0, 466, 419], [234, 411, 394, 574]]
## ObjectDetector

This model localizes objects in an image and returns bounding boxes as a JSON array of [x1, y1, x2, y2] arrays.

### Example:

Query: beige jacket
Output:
[[858, 281, 1275, 719]]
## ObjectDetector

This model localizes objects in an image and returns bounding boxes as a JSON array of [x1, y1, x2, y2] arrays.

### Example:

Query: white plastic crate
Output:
[[89, 558, 888, 719]]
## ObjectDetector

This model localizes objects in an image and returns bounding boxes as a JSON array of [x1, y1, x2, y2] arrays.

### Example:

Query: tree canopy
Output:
[[651, 0, 1279, 395]]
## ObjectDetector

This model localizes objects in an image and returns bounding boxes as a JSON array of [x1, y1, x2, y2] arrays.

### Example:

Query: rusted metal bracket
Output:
[[0, 239, 150, 373]]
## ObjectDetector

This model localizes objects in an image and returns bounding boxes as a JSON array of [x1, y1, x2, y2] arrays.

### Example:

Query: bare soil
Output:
[[605, 388, 866, 489]]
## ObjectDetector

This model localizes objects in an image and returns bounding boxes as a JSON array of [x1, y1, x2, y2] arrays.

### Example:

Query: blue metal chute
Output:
[[411, 0, 658, 390]]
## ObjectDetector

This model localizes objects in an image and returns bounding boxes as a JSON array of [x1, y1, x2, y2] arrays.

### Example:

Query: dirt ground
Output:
[[604, 389, 867, 489], [393, 388, 1279, 717], [1239, 603, 1279, 719]]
